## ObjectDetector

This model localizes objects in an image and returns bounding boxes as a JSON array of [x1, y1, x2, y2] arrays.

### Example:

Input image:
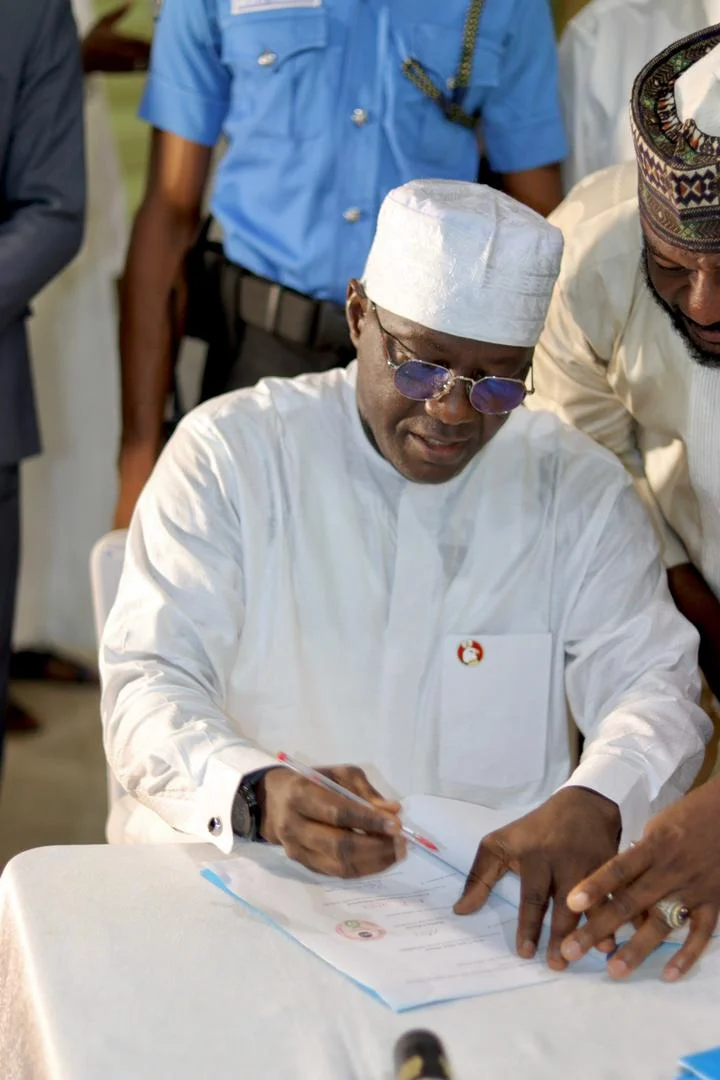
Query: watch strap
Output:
[[231, 767, 274, 842]]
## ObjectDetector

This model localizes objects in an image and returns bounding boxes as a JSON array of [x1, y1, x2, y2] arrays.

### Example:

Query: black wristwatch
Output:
[[231, 768, 274, 842]]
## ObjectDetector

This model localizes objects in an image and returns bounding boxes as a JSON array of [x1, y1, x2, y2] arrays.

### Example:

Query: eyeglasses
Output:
[[371, 303, 534, 416]]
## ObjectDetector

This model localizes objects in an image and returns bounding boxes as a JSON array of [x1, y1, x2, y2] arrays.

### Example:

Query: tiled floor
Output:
[[0, 682, 107, 871]]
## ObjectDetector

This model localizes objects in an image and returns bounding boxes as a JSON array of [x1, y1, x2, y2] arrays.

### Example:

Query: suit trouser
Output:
[[205, 323, 354, 398], [0, 463, 19, 775]]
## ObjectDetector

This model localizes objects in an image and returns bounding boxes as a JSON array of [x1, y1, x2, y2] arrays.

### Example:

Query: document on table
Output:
[[402, 793, 527, 906], [402, 795, 720, 948], [201, 796, 605, 1011]]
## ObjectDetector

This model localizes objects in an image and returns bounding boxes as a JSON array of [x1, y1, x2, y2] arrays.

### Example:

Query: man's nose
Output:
[[424, 380, 476, 425], [682, 270, 720, 327]]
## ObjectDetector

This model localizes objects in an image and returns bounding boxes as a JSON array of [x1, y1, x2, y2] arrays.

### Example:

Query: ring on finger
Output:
[[655, 897, 690, 930]]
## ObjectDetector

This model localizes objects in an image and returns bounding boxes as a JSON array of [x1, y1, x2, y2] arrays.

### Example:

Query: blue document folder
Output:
[[678, 1047, 720, 1079]]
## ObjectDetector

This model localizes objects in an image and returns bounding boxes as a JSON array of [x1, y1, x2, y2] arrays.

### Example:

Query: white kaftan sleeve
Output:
[[560, 481, 710, 842], [100, 412, 276, 853]]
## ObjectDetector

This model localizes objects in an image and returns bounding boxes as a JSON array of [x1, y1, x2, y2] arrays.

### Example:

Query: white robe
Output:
[[559, 0, 720, 192], [100, 364, 709, 850], [14, 0, 126, 656]]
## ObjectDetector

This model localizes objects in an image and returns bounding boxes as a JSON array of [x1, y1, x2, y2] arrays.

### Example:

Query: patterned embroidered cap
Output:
[[631, 24, 720, 251]]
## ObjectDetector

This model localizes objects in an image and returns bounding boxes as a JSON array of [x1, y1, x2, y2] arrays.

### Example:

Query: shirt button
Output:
[[207, 816, 223, 836], [351, 108, 369, 127], [343, 207, 362, 223], [257, 50, 278, 67]]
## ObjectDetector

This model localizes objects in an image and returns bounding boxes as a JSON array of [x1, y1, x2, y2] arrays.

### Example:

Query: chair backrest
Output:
[[90, 530, 128, 646], [89, 529, 128, 811]]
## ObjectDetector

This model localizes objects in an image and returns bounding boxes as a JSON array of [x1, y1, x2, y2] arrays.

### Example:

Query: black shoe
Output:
[[9, 648, 98, 685]]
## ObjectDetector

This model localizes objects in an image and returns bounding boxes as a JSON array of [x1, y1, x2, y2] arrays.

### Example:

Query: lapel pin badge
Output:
[[457, 640, 484, 666]]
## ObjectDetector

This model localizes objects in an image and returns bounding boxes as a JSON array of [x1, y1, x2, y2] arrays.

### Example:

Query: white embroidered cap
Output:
[[362, 179, 564, 349]]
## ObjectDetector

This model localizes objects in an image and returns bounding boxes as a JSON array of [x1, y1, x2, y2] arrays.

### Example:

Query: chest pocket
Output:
[[391, 23, 501, 170], [438, 633, 553, 793], [221, 10, 330, 140]]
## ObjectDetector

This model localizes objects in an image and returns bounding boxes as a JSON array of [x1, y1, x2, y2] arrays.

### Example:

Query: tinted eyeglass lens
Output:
[[469, 378, 526, 415], [394, 360, 452, 401]]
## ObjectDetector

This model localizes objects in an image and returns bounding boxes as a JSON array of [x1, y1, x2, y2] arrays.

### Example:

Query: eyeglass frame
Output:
[[369, 300, 534, 415]]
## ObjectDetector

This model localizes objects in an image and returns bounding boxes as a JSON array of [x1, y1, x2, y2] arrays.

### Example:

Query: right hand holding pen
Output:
[[257, 765, 406, 878]]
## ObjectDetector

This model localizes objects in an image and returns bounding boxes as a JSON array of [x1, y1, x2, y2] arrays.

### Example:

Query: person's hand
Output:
[[560, 778, 720, 981], [257, 765, 406, 878], [454, 787, 621, 969], [83, 4, 151, 75], [113, 444, 158, 529]]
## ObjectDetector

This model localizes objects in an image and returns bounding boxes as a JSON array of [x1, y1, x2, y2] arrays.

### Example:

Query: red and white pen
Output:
[[276, 752, 441, 855]]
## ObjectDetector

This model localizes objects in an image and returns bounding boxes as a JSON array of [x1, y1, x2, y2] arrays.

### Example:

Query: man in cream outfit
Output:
[[101, 181, 709, 970], [531, 27, 720, 721]]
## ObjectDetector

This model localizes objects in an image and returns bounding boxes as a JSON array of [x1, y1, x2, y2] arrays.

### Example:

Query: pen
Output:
[[276, 752, 441, 854]]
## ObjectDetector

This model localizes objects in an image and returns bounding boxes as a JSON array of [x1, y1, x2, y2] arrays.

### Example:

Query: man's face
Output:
[[346, 281, 532, 484], [642, 223, 720, 366]]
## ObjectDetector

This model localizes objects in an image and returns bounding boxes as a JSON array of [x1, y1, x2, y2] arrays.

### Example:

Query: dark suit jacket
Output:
[[0, 0, 85, 465]]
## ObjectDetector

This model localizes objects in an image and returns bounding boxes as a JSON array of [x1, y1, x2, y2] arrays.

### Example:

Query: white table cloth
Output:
[[1, 844, 719, 1080]]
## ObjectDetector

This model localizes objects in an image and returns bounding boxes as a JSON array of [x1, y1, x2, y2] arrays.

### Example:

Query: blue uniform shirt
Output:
[[142, 0, 567, 304]]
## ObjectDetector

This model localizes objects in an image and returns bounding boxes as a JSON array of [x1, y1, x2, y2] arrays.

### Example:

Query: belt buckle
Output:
[[275, 289, 316, 345], [238, 275, 283, 334]]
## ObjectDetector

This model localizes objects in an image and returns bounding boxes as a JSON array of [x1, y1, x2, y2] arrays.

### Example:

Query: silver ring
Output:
[[655, 898, 690, 930]]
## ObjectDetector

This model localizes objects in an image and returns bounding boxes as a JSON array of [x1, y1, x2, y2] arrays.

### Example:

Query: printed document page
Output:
[[401, 794, 533, 906], [202, 796, 606, 1011], [203, 848, 565, 1010], [401, 796, 720, 947]]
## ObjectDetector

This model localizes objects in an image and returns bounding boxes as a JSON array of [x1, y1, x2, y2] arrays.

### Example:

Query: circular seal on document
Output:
[[336, 920, 386, 941], [457, 640, 484, 666]]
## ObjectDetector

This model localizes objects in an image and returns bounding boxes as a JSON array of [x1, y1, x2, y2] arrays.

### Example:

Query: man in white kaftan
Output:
[[101, 180, 709, 969]]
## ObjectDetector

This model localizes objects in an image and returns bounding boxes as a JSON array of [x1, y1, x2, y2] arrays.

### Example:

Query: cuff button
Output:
[[208, 816, 223, 836]]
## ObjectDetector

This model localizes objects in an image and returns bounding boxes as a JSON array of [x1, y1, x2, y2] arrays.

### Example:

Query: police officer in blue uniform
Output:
[[114, 0, 567, 528]]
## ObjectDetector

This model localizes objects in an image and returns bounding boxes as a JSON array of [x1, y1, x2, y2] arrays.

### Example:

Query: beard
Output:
[[641, 243, 720, 368]]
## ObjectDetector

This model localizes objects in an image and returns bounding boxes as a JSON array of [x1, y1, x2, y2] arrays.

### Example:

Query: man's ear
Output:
[[345, 279, 368, 349]]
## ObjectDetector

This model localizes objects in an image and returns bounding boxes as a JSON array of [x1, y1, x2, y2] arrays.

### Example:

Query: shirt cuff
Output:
[[484, 117, 568, 174], [140, 75, 227, 147], [660, 528, 690, 570], [193, 745, 278, 854], [560, 754, 651, 849]]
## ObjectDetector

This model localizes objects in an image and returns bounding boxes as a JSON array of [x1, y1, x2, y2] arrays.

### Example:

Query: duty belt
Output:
[[206, 217, 350, 352], [235, 270, 350, 352]]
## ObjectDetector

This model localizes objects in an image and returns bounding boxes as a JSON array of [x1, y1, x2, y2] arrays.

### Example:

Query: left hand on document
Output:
[[454, 787, 621, 969], [257, 765, 407, 879]]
